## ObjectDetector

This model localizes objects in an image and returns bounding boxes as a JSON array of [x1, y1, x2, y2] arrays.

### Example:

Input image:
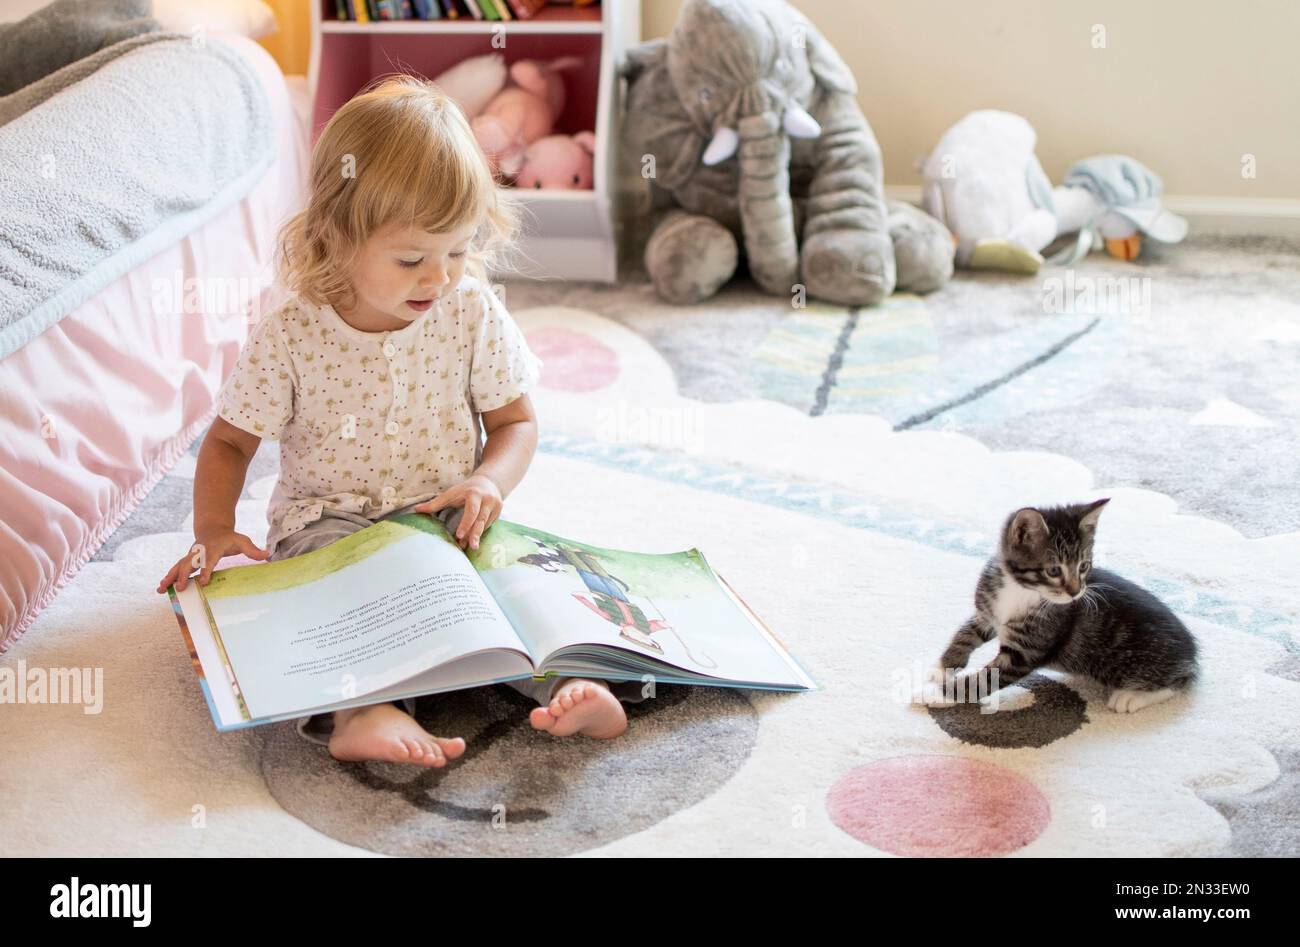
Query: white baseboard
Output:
[[885, 185, 1300, 238]]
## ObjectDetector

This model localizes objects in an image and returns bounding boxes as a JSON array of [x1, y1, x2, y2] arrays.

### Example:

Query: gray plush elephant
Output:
[[621, 0, 953, 307]]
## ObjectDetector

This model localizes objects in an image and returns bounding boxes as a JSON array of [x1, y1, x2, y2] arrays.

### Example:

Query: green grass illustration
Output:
[[468, 519, 718, 598], [202, 514, 458, 600]]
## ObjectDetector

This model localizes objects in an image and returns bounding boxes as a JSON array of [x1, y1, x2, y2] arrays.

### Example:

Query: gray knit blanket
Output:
[[0, 0, 159, 96], [0, 31, 275, 359]]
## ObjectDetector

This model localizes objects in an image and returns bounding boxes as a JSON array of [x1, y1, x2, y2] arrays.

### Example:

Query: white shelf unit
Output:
[[307, 2, 640, 283]]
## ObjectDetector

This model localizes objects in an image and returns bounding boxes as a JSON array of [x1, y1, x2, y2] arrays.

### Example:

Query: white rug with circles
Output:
[[2, 305, 1296, 856]]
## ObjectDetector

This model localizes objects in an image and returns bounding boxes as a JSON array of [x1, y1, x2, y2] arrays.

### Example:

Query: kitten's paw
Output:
[[1107, 687, 1177, 714], [979, 684, 1032, 714], [918, 669, 961, 706]]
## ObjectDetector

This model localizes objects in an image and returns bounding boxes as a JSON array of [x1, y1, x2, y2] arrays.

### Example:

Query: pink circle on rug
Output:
[[525, 326, 619, 392], [827, 755, 1050, 857]]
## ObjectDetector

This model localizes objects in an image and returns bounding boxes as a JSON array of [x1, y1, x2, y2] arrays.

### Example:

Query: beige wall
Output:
[[643, 0, 1300, 200], [258, 0, 312, 76]]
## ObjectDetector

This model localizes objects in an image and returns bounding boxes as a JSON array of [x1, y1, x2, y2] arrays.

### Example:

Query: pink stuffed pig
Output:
[[516, 132, 596, 190], [472, 56, 583, 179]]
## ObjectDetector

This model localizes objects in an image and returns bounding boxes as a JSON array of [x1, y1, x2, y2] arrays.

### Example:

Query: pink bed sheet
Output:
[[0, 34, 311, 651]]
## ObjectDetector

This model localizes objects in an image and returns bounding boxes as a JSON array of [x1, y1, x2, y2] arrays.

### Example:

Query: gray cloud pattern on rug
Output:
[[256, 684, 760, 856]]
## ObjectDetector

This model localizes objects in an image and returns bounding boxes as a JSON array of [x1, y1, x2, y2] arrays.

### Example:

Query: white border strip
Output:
[[886, 184, 1300, 237]]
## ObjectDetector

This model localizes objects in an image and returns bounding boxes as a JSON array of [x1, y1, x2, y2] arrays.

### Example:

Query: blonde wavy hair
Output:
[[277, 74, 520, 312]]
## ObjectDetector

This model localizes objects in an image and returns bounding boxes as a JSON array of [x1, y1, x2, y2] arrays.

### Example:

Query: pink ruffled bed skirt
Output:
[[0, 35, 310, 651]]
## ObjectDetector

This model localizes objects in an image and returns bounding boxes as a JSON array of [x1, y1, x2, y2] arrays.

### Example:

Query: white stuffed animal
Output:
[[921, 110, 1057, 272], [432, 53, 508, 119], [921, 109, 1187, 273]]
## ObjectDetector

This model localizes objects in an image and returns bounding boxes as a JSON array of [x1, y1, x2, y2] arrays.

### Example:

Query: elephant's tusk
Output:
[[701, 126, 739, 165], [782, 106, 821, 139]]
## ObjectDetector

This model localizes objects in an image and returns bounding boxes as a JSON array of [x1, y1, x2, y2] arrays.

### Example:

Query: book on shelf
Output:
[[333, 0, 593, 19], [507, 0, 548, 18], [167, 513, 815, 731]]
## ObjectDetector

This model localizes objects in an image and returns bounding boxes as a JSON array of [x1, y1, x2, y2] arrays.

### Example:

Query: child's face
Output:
[[346, 219, 478, 326]]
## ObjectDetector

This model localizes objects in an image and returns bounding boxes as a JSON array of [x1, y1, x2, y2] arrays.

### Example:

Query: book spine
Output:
[[439, 0, 459, 18], [507, 0, 544, 18], [492, 0, 513, 20]]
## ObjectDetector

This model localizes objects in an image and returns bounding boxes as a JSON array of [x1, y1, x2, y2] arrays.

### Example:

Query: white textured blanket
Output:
[[0, 31, 273, 359]]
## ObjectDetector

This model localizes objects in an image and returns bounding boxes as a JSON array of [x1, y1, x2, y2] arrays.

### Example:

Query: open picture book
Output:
[[166, 512, 816, 731]]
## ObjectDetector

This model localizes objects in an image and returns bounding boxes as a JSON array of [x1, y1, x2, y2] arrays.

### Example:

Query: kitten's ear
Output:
[[1008, 508, 1050, 548], [1079, 497, 1110, 533]]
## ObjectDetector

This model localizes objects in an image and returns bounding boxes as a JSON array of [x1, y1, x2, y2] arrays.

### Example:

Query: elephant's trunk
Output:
[[736, 111, 798, 296]]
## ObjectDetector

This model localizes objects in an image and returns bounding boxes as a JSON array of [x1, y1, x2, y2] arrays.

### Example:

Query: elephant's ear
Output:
[[621, 41, 704, 190], [619, 38, 668, 82], [798, 15, 858, 96]]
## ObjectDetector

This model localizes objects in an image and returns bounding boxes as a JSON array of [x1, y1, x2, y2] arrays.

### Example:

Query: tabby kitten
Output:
[[932, 499, 1198, 713]]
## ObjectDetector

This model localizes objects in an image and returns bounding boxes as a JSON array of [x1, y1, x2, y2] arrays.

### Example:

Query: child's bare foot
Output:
[[328, 703, 466, 767], [529, 678, 627, 739]]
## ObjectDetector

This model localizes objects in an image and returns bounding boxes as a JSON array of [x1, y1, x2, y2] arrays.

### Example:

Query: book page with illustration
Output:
[[466, 520, 810, 687]]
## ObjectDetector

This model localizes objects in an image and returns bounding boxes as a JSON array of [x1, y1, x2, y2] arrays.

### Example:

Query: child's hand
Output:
[[156, 530, 269, 593], [414, 474, 503, 551]]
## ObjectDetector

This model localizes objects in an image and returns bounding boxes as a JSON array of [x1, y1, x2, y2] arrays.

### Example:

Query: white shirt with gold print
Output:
[[215, 275, 543, 553]]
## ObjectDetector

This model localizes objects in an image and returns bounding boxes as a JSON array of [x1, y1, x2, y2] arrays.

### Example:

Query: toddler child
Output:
[[157, 76, 642, 767]]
